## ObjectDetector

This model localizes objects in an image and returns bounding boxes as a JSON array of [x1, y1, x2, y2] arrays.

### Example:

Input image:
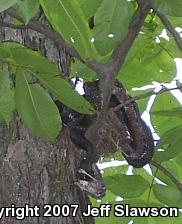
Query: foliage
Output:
[[0, 0, 182, 223]]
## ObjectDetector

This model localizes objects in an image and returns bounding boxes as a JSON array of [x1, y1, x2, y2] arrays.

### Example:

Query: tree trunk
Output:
[[0, 12, 94, 224]]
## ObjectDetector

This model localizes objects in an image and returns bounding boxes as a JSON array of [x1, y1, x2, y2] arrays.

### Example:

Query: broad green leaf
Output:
[[154, 125, 182, 161], [94, 0, 134, 55], [0, 0, 19, 12], [133, 168, 164, 204], [80, 0, 103, 20], [148, 214, 182, 224], [39, 0, 94, 58], [103, 165, 129, 178], [0, 42, 95, 114], [151, 93, 182, 161], [152, 107, 182, 117], [15, 70, 62, 141], [153, 183, 182, 207], [151, 160, 180, 188], [174, 153, 182, 167], [166, 15, 182, 27], [122, 199, 147, 207], [173, 155, 182, 183], [71, 60, 98, 81], [0, 48, 11, 59], [14, 0, 40, 25], [159, 37, 182, 59], [118, 49, 175, 90], [104, 174, 150, 198], [151, 0, 182, 17], [151, 92, 182, 135], [0, 66, 15, 124], [133, 168, 154, 186]]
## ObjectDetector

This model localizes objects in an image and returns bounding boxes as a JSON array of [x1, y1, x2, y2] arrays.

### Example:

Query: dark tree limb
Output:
[[109, 0, 151, 73], [99, 0, 151, 111]]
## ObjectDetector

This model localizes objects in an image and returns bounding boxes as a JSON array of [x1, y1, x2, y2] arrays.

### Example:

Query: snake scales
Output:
[[55, 80, 154, 198]]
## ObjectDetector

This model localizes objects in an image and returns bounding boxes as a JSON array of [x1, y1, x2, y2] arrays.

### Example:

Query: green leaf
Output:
[[151, 160, 180, 188], [0, 42, 95, 114], [14, 0, 40, 25], [118, 48, 175, 90], [80, 0, 103, 20], [151, 0, 182, 17], [154, 125, 182, 161], [94, 0, 134, 55], [174, 153, 182, 167], [103, 165, 129, 178], [159, 37, 182, 59], [148, 214, 182, 224], [173, 155, 182, 183], [104, 174, 150, 198], [71, 60, 98, 81], [39, 0, 94, 58], [15, 69, 62, 141], [152, 107, 182, 117], [151, 92, 182, 162], [166, 15, 182, 27], [0, 66, 15, 125], [153, 183, 182, 207], [151, 92, 182, 135], [0, 0, 19, 12]]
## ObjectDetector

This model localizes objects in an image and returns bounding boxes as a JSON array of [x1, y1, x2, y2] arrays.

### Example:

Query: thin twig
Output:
[[113, 84, 182, 112], [151, 160, 182, 192], [151, 4, 182, 51], [146, 165, 159, 206]]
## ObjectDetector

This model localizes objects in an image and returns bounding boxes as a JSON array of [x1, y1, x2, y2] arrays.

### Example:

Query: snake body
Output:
[[55, 80, 154, 198]]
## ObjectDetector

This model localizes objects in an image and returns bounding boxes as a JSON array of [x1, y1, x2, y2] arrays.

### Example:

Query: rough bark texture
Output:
[[0, 12, 94, 224]]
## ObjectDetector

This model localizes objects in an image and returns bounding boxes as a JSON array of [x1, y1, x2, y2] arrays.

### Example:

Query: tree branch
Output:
[[97, 0, 151, 114], [151, 4, 182, 51], [2, 10, 105, 78], [109, 0, 151, 73], [0, 20, 84, 62], [113, 84, 182, 112], [151, 160, 182, 192]]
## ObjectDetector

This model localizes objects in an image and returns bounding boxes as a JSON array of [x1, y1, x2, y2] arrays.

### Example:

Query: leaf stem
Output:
[[151, 160, 182, 192], [146, 165, 159, 206]]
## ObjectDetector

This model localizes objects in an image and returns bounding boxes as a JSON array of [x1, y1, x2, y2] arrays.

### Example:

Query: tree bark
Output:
[[0, 12, 94, 224]]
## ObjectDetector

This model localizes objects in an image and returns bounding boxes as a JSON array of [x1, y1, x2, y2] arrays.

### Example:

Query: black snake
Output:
[[55, 80, 154, 198]]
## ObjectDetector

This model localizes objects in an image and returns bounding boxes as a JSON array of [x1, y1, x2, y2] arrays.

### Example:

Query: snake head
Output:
[[75, 166, 106, 199]]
